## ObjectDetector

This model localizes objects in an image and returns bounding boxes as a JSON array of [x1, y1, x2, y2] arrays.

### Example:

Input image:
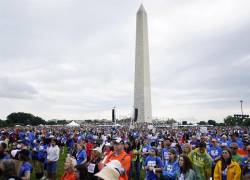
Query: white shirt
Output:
[[47, 145, 60, 162]]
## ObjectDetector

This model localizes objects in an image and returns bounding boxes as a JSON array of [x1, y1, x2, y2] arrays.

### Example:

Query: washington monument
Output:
[[134, 4, 152, 123]]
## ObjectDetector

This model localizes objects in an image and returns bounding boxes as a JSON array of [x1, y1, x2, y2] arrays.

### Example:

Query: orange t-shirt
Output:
[[104, 150, 131, 180], [61, 172, 77, 180]]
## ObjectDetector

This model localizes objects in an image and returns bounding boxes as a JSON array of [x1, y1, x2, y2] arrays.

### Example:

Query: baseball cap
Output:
[[93, 147, 102, 154], [95, 166, 120, 180], [106, 160, 124, 174], [113, 137, 124, 144]]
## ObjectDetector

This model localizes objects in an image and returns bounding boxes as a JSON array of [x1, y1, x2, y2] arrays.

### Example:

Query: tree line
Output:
[[0, 112, 68, 127], [194, 116, 250, 126], [0, 112, 249, 127]]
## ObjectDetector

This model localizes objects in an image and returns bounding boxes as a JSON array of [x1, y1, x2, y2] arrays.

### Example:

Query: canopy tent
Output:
[[112, 123, 122, 127], [66, 121, 80, 127]]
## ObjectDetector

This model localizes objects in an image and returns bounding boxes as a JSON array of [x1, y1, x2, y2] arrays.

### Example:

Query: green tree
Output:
[[224, 115, 237, 126], [46, 121, 57, 125], [182, 121, 187, 125], [0, 119, 6, 127], [6, 112, 46, 126], [208, 120, 216, 126], [166, 118, 177, 125], [198, 121, 207, 125], [57, 120, 67, 125], [243, 118, 250, 126]]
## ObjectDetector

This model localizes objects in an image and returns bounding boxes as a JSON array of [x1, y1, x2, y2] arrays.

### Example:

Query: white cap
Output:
[[115, 137, 122, 143], [49, 135, 55, 138], [105, 142, 111, 146], [11, 149, 20, 158], [93, 147, 102, 154], [95, 166, 120, 180], [106, 160, 124, 174]]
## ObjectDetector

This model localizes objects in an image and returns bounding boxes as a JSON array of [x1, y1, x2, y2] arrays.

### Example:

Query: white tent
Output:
[[66, 121, 80, 127], [112, 123, 122, 127]]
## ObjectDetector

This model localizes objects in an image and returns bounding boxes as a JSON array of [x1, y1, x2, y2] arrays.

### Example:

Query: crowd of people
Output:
[[0, 123, 249, 180]]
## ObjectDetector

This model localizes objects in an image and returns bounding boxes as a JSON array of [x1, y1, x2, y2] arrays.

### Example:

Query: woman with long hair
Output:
[[75, 143, 87, 165], [176, 154, 195, 180], [162, 148, 179, 180], [214, 148, 241, 180]]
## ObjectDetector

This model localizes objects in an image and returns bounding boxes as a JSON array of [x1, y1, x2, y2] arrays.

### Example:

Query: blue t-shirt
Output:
[[228, 140, 243, 148], [76, 150, 87, 165], [68, 139, 74, 148], [19, 161, 32, 177], [208, 146, 222, 162], [29, 132, 35, 143], [38, 144, 47, 160], [61, 136, 67, 144], [19, 132, 24, 139], [162, 160, 179, 180], [219, 140, 229, 147], [161, 147, 174, 163], [144, 156, 163, 180]]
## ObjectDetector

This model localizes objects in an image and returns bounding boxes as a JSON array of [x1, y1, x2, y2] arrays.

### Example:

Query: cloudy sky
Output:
[[1, 0, 250, 122]]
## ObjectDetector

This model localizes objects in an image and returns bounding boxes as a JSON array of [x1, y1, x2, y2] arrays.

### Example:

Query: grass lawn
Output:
[[31, 147, 67, 180]]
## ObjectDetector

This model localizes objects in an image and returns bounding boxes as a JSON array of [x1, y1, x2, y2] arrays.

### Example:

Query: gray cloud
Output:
[[0, 77, 38, 99], [0, 0, 250, 122]]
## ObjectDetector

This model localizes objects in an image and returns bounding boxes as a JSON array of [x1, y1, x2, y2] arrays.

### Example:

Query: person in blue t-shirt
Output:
[[219, 135, 229, 147], [37, 140, 47, 179], [144, 148, 163, 180], [162, 148, 179, 180], [18, 149, 33, 180], [208, 139, 222, 168], [161, 138, 173, 164], [75, 143, 87, 165]]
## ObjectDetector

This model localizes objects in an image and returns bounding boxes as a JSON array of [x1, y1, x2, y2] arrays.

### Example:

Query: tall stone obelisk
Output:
[[134, 4, 152, 123]]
